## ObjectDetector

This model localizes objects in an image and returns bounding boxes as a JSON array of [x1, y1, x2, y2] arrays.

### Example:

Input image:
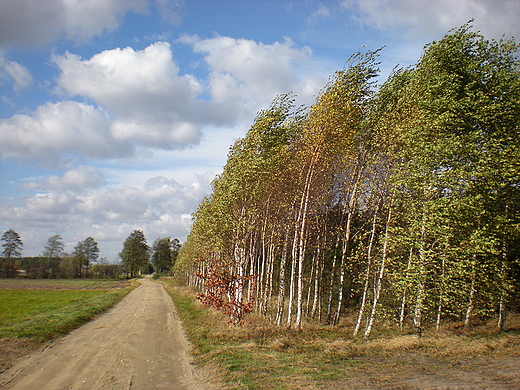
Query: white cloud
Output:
[[1, 36, 325, 165], [54, 42, 201, 118], [180, 35, 322, 122], [0, 53, 33, 91], [342, 0, 520, 40], [307, 4, 331, 26], [0, 174, 209, 259], [0, 101, 132, 163], [0, 0, 186, 49], [22, 166, 106, 193], [53, 42, 204, 149]]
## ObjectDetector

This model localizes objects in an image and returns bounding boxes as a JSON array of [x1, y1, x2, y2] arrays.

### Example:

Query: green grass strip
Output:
[[0, 287, 132, 342]]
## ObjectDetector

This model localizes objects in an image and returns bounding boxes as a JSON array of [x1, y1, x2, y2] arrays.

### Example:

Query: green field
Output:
[[0, 279, 134, 342]]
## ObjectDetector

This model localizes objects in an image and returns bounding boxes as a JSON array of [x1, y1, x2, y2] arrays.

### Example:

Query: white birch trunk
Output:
[[413, 213, 427, 334], [435, 254, 446, 331], [364, 206, 392, 339], [353, 200, 380, 337], [399, 246, 414, 330], [276, 234, 290, 326], [325, 236, 340, 324], [463, 257, 477, 328]]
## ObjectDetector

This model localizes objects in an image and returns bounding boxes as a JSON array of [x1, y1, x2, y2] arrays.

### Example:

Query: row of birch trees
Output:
[[174, 24, 520, 336]]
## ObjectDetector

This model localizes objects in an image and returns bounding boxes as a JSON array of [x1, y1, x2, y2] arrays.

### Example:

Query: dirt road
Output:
[[0, 278, 203, 390]]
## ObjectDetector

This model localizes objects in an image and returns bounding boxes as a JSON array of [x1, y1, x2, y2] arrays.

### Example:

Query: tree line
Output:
[[174, 23, 520, 336], [1, 229, 181, 279]]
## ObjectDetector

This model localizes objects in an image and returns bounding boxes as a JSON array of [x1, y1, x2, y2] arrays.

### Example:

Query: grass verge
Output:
[[0, 279, 136, 373], [0, 287, 132, 342], [163, 281, 520, 390]]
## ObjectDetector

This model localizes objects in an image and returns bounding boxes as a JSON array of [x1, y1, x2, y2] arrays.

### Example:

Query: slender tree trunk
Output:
[[247, 247, 256, 303], [364, 206, 392, 339], [435, 254, 446, 331], [325, 235, 340, 324], [265, 237, 276, 318], [413, 213, 427, 335], [233, 243, 247, 324], [333, 165, 362, 326], [258, 232, 267, 314], [294, 156, 317, 329], [332, 210, 353, 326], [399, 246, 414, 331], [498, 294, 508, 333], [354, 200, 380, 337], [311, 240, 325, 319], [276, 233, 290, 326], [286, 225, 299, 327], [305, 246, 318, 316], [498, 210, 509, 332], [463, 256, 477, 328]]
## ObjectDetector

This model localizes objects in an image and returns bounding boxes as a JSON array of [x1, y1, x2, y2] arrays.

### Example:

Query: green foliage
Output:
[[178, 22, 520, 335], [151, 237, 181, 274], [72, 237, 100, 278], [1, 229, 23, 259], [119, 229, 150, 278]]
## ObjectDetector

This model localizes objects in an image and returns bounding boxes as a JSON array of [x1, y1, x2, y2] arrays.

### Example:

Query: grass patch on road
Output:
[[164, 282, 520, 390]]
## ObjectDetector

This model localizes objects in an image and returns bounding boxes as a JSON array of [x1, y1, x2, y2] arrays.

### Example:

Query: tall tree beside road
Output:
[[176, 22, 520, 334], [120, 230, 150, 278], [1, 229, 23, 278]]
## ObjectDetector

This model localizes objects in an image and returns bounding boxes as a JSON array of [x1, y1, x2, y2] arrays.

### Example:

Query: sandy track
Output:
[[0, 278, 202, 390]]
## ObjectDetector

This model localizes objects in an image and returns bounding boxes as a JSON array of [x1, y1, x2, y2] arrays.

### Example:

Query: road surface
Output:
[[0, 278, 203, 390]]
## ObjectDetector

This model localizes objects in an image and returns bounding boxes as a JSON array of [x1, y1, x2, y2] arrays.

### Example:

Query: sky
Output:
[[1, 0, 519, 262]]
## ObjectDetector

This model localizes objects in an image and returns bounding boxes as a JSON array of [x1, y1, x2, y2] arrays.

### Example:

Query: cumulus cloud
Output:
[[0, 0, 186, 49], [53, 42, 203, 148], [342, 0, 520, 40], [0, 174, 208, 259], [22, 166, 106, 193], [180, 35, 322, 123], [1, 35, 325, 165], [0, 101, 132, 163]]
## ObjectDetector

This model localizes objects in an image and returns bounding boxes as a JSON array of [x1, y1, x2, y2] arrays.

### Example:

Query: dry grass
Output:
[[166, 283, 520, 389]]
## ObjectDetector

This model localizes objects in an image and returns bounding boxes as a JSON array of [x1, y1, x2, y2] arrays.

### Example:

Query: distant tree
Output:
[[91, 258, 122, 278], [73, 237, 99, 278], [151, 237, 182, 274], [42, 234, 65, 258], [57, 254, 77, 278], [119, 230, 150, 278], [1, 229, 23, 278], [41, 234, 65, 278], [171, 238, 181, 269]]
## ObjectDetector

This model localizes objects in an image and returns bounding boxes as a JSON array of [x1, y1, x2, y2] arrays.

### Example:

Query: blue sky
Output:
[[1, 0, 519, 261]]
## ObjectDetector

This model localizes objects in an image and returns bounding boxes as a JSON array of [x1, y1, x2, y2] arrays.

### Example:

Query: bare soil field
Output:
[[0, 279, 131, 290]]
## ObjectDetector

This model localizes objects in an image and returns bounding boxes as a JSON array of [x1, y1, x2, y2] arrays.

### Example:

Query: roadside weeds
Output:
[[164, 282, 520, 390]]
